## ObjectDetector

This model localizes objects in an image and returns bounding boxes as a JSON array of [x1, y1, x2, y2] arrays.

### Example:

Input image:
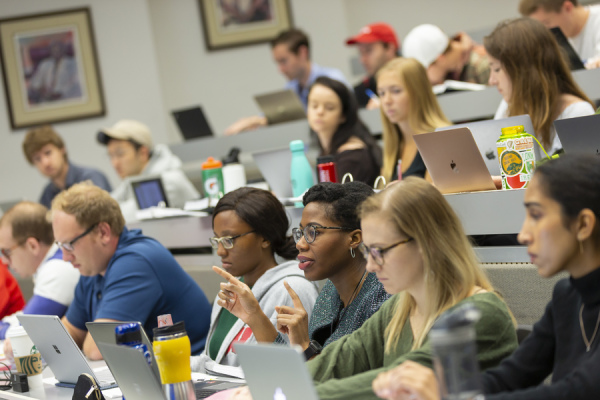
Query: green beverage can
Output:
[[496, 125, 536, 190], [201, 157, 224, 203]]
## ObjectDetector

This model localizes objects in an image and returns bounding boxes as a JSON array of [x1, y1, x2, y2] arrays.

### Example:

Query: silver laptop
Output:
[[414, 127, 497, 194], [554, 113, 600, 155], [86, 321, 161, 380], [17, 315, 117, 389], [235, 343, 319, 400], [436, 115, 537, 175], [254, 89, 306, 125], [251, 147, 294, 199]]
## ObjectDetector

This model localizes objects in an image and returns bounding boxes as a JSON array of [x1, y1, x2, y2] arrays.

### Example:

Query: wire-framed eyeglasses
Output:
[[0, 243, 21, 261], [56, 223, 99, 252], [209, 231, 255, 250], [358, 238, 413, 266], [292, 224, 354, 244]]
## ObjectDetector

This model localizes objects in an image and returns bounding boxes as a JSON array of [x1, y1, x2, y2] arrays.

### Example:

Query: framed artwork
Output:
[[199, 0, 293, 51], [0, 8, 105, 130]]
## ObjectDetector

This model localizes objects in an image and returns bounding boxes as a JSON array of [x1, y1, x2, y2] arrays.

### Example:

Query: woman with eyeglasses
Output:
[[301, 177, 517, 400], [371, 155, 600, 400], [190, 187, 319, 376], [215, 181, 390, 359]]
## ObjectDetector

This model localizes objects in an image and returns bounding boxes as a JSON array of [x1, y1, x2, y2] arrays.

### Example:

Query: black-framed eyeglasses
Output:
[[292, 224, 354, 244], [209, 231, 255, 250], [358, 238, 413, 266], [56, 223, 99, 252], [0, 243, 21, 261]]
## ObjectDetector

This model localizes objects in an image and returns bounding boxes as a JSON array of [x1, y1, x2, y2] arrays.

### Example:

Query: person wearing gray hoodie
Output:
[[97, 119, 199, 222]]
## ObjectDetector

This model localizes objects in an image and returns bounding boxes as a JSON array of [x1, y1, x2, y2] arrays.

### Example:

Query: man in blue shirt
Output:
[[22, 125, 112, 208], [225, 28, 349, 135], [50, 183, 211, 360]]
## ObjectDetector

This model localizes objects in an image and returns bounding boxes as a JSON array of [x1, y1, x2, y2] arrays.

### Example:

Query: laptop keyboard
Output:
[[194, 381, 242, 399]]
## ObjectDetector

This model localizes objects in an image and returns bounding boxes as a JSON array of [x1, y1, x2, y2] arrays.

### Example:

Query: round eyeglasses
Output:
[[358, 238, 413, 266], [56, 223, 98, 252], [209, 231, 255, 250], [292, 224, 353, 244]]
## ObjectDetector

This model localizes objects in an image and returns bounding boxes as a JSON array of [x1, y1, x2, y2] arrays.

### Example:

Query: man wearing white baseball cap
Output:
[[402, 24, 490, 86], [97, 120, 199, 222]]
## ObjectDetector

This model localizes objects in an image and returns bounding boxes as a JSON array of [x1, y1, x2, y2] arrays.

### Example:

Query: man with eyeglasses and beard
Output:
[[49, 182, 211, 361]]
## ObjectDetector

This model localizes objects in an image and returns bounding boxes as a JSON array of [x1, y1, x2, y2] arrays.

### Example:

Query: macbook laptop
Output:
[[130, 175, 170, 209], [171, 106, 214, 140], [235, 343, 319, 400], [414, 127, 497, 194], [550, 27, 585, 70], [17, 315, 117, 389], [97, 342, 242, 400], [554, 113, 600, 155], [86, 321, 160, 380], [251, 147, 294, 199], [436, 114, 537, 175], [254, 89, 306, 125]]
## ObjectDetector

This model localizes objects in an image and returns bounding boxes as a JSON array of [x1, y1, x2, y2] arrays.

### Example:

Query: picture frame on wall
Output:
[[199, 0, 293, 51], [0, 8, 105, 130]]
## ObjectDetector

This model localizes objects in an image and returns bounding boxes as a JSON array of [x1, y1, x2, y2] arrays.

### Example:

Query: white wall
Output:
[[0, 0, 167, 203]]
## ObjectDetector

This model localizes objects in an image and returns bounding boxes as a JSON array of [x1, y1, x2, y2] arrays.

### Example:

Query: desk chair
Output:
[[482, 263, 567, 326]]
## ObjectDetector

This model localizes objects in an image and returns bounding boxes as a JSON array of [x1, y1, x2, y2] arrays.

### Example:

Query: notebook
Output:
[[550, 27, 585, 70], [436, 114, 536, 175], [254, 89, 306, 125], [171, 106, 214, 140], [97, 342, 243, 400], [130, 175, 170, 209], [86, 321, 161, 380], [554, 113, 600, 155], [17, 315, 117, 389], [235, 343, 319, 400], [414, 127, 497, 194], [251, 147, 294, 199]]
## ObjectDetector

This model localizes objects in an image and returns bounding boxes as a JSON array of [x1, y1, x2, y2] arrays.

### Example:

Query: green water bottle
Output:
[[201, 157, 224, 204], [496, 125, 536, 190]]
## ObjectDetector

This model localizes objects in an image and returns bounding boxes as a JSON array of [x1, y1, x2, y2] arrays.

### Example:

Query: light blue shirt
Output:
[[285, 63, 349, 109]]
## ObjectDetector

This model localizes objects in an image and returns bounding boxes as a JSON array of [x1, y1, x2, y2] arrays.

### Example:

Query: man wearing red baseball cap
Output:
[[346, 23, 400, 109]]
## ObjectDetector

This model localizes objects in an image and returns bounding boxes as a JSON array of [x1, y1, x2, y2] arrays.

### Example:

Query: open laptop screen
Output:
[[131, 177, 169, 209]]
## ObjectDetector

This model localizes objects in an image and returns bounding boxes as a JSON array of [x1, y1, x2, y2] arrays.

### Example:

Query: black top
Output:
[[481, 266, 600, 399], [334, 148, 380, 187], [391, 151, 426, 181], [353, 76, 377, 109]]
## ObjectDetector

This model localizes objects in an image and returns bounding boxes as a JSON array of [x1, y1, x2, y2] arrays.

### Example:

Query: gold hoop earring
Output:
[[350, 247, 356, 258]]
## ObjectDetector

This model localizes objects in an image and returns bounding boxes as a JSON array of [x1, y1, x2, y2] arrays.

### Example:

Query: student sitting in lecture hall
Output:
[[372, 154, 600, 400], [215, 182, 390, 360], [377, 57, 451, 184], [307, 77, 382, 187], [485, 17, 595, 156], [191, 187, 319, 377], [229, 178, 517, 400]]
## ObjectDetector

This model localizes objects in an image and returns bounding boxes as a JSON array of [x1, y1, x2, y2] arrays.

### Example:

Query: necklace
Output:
[[330, 270, 368, 336], [579, 304, 600, 352]]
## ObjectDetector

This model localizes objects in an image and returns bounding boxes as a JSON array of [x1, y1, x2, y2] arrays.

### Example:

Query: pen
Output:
[[365, 88, 378, 101]]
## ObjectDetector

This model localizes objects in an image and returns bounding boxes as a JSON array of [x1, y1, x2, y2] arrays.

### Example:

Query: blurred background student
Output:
[[372, 154, 600, 400], [191, 187, 319, 376], [377, 58, 451, 183], [307, 77, 382, 186], [485, 18, 595, 155]]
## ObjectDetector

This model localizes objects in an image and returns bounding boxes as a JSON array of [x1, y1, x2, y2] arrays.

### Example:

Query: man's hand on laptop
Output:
[[224, 116, 267, 135]]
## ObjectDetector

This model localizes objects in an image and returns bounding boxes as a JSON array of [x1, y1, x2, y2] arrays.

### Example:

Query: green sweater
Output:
[[308, 292, 518, 400]]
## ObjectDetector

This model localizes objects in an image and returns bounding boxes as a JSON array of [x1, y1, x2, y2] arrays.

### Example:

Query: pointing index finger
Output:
[[212, 265, 241, 286], [283, 280, 305, 310]]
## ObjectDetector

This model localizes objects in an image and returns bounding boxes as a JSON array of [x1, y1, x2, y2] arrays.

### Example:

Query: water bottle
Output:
[[115, 323, 153, 366], [290, 140, 314, 206], [153, 321, 195, 400], [496, 125, 536, 190], [429, 303, 484, 400], [222, 147, 247, 193], [201, 157, 224, 205], [316, 155, 338, 183]]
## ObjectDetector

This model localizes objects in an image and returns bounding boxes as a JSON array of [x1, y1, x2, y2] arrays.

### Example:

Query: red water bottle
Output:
[[317, 156, 338, 183]]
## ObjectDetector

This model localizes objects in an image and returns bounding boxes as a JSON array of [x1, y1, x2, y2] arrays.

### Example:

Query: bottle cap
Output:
[[201, 157, 222, 169], [289, 140, 305, 152], [153, 320, 186, 339], [222, 147, 241, 165], [500, 125, 525, 136], [115, 323, 143, 344], [317, 155, 335, 165]]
